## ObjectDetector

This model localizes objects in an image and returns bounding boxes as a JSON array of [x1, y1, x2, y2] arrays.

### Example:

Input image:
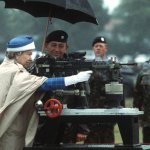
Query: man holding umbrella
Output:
[[43, 30, 69, 60], [33, 30, 88, 145]]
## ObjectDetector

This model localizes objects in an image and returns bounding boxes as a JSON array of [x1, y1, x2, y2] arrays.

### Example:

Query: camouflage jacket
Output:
[[88, 71, 108, 108], [133, 62, 150, 126]]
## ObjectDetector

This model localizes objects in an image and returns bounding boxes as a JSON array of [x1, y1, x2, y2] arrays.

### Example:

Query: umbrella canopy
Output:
[[4, 0, 98, 25]]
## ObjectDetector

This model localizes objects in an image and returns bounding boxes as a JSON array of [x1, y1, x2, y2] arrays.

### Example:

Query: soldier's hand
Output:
[[76, 133, 87, 143]]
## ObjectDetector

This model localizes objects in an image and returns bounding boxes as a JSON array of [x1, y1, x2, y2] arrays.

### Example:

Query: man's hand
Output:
[[76, 133, 87, 143]]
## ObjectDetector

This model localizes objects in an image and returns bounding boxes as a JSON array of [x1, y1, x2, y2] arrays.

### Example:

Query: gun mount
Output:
[[24, 108, 145, 150], [28, 52, 146, 150]]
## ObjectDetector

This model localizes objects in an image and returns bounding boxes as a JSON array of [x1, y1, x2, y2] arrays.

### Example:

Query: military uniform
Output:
[[33, 53, 90, 145], [133, 61, 150, 143], [33, 30, 89, 145], [84, 36, 118, 144], [85, 72, 115, 143]]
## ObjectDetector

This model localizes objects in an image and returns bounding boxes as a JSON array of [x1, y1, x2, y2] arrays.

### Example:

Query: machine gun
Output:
[[33, 52, 136, 109], [31, 52, 143, 149]]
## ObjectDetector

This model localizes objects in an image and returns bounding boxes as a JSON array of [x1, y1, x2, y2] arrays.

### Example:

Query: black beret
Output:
[[45, 30, 68, 43], [92, 36, 107, 46]]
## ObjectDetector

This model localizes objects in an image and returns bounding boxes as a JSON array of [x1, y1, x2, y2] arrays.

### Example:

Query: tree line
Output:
[[0, 0, 149, 58]]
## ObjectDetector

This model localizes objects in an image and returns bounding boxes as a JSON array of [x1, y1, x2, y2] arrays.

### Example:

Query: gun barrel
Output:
[[120, 63, 137, 66], [54, 89, 80, 96]]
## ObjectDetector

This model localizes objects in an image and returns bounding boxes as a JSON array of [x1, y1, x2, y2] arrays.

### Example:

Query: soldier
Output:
[[133, 60, 150, 144], [33, 30, 88, 145], [44, 30, 68, 60], [84, 36, 115, 144]]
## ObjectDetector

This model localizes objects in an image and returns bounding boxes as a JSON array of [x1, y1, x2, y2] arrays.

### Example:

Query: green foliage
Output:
[[111, 0, 150, 56], [0, 0, 149, 58]]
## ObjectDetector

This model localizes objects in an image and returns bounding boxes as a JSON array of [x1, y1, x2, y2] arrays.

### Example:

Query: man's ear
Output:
[[44, 42, 48, 49], [105, 44, 108, 50]]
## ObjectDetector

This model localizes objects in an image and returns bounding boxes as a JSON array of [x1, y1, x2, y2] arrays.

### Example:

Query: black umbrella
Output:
[[3, 0, 98, 51], [4, 0, 98, 25]]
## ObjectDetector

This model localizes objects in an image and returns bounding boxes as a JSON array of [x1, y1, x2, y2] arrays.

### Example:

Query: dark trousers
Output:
[[85, 123, 115, 144], [143, 126, 150, 144]]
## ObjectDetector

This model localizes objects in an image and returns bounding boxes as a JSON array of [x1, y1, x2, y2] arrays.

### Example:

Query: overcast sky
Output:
[[103, 0, 120, 13]]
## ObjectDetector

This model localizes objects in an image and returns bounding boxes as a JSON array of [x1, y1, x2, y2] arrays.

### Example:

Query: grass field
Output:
[[114, 97, 143, 144]]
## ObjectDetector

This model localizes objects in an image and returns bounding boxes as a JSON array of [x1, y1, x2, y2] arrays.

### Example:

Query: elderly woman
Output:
[[0, 35, 92, 150]]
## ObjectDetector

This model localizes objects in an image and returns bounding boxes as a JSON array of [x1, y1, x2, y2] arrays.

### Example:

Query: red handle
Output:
[[44, 99, 62, 118]]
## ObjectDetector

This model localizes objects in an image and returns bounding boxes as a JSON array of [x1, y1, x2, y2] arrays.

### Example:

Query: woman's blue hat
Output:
[[7, 36, 35, 52]]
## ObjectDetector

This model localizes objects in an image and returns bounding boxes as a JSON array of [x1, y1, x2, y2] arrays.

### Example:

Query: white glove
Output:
[[64, 70, 93, 86]]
